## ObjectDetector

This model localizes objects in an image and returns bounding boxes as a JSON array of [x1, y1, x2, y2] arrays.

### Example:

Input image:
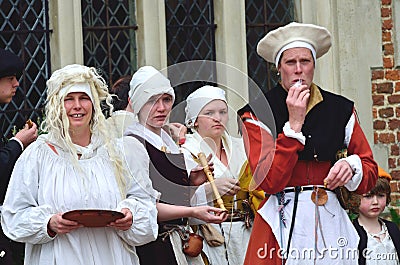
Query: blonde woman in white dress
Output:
[[0, 64, 158, 265]]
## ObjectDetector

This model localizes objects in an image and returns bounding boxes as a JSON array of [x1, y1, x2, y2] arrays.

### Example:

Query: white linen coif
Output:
[[128, 66, 175, 115], [184, 85, 226, 128]]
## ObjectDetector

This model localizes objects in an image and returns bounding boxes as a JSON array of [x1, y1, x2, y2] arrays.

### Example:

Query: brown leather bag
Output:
[[199, 224, 225, 247], [334, 148, 361, 211], [182, 233, 204, 257]]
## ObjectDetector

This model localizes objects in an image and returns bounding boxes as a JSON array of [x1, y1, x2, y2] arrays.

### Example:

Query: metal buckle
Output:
[[294, 186, 303, 193]]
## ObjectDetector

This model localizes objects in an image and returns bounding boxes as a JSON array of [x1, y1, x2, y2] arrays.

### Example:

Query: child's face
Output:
[[358, 192, 387, 219]]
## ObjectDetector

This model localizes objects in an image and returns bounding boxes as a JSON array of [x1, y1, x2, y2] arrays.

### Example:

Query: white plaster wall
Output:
[[49, 0, 84, 70], [136, 0, 167, 69], [299, 0, 385, 163], [214, 0, 249, 136]]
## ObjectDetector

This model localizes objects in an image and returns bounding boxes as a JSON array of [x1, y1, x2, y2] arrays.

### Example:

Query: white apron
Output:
[[258, 187, 359, 264]]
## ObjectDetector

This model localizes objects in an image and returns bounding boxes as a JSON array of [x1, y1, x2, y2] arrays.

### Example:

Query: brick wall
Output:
[[372, 0, 400, 209]]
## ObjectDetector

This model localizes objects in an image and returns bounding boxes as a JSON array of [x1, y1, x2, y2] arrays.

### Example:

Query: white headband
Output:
[[129, 66, 175, 115], [185, 85, 227, 128], [59, 82, 94, 103], [275, 41, 317, 67]]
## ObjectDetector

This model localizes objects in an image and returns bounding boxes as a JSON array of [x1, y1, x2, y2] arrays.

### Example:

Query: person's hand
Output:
[[15, 122, 38, 148], [108, 208, 133, 231], [191, 206, 228, 224], [189, 154, 214, 186], [212, 178, 241, 196], [286, 83, 310, 132], [48, 213, 82, 236], [323, 160, 354, 190], [164, 122, 187, 145]]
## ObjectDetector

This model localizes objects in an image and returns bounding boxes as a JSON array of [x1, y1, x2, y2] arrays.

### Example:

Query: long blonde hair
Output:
[[41, 64, 128, 198]]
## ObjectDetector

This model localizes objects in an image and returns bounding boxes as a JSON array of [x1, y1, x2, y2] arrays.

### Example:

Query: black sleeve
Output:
[[0, 139, 22, 203]]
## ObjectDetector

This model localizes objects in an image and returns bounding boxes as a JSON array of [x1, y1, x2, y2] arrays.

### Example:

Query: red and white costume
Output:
[[240, 83, 378, 264]]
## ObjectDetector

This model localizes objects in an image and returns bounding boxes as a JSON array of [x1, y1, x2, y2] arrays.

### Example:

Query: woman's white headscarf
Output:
[[128, 66, 175, 115], [59, 82, 94, 103], [184, 85, 227, 128]]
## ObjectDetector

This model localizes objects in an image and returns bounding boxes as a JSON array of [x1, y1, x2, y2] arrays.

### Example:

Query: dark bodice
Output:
[[128, 134, 190, 225]]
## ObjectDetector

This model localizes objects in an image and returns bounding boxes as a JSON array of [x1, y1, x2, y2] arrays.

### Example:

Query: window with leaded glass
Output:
[[81, 0, 137, 87], [0, 0, 51, 138], [246, 0, 294, 96], [165, 0, 217, 104]]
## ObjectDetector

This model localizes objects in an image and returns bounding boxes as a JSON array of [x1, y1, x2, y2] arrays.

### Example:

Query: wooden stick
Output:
[[197, 152, 227, 211]]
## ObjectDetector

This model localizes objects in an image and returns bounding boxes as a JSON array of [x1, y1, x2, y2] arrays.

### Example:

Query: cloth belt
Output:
[[159, 224, 190, 242]]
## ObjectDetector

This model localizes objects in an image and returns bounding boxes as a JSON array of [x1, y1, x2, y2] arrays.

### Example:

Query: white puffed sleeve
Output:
[[117, 136, 159, 245], [1, 141, 56, 245], [115, 179, 158, 246], [342, 114, 363, 191]]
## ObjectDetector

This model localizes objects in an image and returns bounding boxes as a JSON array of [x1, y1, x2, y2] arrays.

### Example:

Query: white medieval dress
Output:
[[1, 133, 158, 265], [183, 130, 251, 265]]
